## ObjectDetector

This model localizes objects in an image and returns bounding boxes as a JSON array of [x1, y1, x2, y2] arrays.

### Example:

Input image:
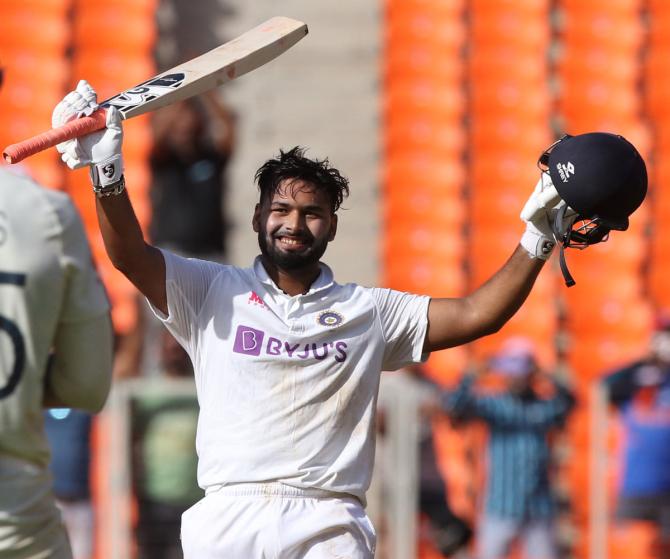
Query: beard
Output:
[[257, 228, 329, 271]]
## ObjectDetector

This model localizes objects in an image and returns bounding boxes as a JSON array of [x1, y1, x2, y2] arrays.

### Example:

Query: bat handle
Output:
[[3, 109, 108, 164]]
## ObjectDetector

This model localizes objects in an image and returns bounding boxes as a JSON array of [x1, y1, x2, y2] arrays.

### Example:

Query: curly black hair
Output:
[[254, 146, 350, 213]]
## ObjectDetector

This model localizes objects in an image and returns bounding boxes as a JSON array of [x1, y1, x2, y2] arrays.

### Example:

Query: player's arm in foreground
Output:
[[424, 175, 558, 352], [52, 81, 168, 315], [42, 190, 114, 412]]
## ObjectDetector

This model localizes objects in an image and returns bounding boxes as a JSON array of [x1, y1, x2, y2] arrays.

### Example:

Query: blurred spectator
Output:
[[406, 367, 474, 557], [602, 316, 670, 557], [148, 92, 235, 262], [43, 410, 94, 559], [442, 338, 574, 559], [131, 329, 201, 559]]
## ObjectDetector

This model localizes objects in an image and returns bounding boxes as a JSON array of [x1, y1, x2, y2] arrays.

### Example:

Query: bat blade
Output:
[[3, 16, 307, 164]]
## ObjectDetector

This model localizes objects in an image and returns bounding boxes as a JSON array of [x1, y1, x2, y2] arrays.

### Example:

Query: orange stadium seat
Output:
[[470, 83, 551, 117], [383, 256, 466, 296], [385, 84, 465, 121], [471, 14, 549, 48], [71, 54, 156, 100], [567, 296, 652, 333], [469, 51, 548, 83], [567, 337, 649, 378], [470, 195, 529, 228], [386, 117, 466, 157], [2, 51, 69, 86], [0, 13, 69, 52], [385, 155, 467, 190], [386, 14, 465, 51], [20, 157, 64, 190], [78, 0, 158, 16], [14, 0, 71, 12], [470, 118, 551, 153], [561, 14, 643, 47], [559, 49, 638, 82], [383, 224, 467, 261], [384, 193, 466, 229], [649, 269, 670, 309], [386, 0, 465, 18], [384, 173, 465, 204], [470, 152, 542, 189], [471, 0, 548, 16], [74, 14, 156, 53], [648, 9, 670, 46], [386, 45, 464, 82], [561, 94, 639, 130], [561, 0, 641, 13], [0, 112, 59, 144]]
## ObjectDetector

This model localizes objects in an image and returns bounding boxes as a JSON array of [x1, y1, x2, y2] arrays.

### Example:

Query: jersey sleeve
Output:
[[369, 287, 430, 371], [150, 249, 224, 350], [47, 192, 114, 412], [53, 192, 110, 322]]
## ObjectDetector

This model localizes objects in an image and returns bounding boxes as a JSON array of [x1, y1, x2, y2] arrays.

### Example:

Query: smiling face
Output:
[[253, 178, 337, 273]]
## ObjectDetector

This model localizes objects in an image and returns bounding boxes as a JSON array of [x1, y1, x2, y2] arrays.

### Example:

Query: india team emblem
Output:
[[317, 310, 344, 328]]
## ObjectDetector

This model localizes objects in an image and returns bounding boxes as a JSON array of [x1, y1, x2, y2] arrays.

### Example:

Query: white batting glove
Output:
[[519, 173, 561, 260], [52, 80, 124, 191]]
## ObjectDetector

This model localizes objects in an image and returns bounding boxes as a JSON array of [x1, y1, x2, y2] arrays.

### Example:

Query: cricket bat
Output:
[[3, 16, 308, 164]]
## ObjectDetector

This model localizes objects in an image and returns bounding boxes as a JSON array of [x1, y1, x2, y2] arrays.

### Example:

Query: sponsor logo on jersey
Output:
[[233, 324, 348, 362], [248, 291, 266, 307], [555, 161, 575, 182], [317, 310, 344, 328]]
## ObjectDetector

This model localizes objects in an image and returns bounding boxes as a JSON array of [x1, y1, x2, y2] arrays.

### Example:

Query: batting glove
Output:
[[52, 80, 124, 194], [519, 173, 562, 260]]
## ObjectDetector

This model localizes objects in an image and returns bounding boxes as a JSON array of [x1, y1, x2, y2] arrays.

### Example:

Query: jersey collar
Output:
[[252, 256, 335, 297]]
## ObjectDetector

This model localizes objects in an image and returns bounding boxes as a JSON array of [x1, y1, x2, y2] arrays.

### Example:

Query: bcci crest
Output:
[[317, 310, 344, 328]]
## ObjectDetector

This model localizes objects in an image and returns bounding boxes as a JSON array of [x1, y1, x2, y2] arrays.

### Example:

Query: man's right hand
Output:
[[52, 80, 125, 189]]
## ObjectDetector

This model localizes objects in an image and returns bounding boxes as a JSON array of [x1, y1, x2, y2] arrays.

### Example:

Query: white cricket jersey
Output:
[[0, 168, 110, 468], [151, 251, 430, 503]]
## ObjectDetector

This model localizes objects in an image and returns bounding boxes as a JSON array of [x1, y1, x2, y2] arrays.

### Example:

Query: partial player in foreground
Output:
[[51, 80, 647, 558], [0, 78, 114, 559]]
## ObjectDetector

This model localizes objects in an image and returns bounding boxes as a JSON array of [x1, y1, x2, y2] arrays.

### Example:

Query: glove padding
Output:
[[519, 173, 577, 260], [52, 80, 124, 187]]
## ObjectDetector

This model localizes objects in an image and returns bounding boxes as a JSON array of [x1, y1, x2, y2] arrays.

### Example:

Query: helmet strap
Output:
[[554, 204, 577, 287]]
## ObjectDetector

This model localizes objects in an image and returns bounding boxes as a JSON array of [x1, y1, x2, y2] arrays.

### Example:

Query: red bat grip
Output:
[[2, 109, 108, 164]]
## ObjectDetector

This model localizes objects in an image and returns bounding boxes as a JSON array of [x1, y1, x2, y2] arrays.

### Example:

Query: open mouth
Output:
[[276, 236, 309, 251]]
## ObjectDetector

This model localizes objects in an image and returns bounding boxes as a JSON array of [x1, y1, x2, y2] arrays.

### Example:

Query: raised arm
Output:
[[52, 81, 167, 314], [425, 247, 544, 351], [424, 174, 556, 352]]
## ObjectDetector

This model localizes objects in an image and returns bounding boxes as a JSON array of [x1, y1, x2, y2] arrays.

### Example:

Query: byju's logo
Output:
[[232, 324, 349, 363], [233, 325, 265, 356]]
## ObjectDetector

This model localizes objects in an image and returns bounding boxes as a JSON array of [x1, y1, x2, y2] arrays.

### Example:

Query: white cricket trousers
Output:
[[180, 482, 376, 558]]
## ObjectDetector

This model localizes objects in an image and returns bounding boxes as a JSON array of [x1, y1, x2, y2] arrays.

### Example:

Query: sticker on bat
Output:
[[101, 73, 186, 115]]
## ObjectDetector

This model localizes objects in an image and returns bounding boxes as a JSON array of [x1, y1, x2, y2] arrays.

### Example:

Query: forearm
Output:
[[467, 245, 545, 333], [426, 246, 544, 351], [96, 190, 149, 273], [95, 189, 167, 312]]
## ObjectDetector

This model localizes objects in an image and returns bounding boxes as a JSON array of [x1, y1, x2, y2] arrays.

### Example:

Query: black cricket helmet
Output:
[[539, 132, 648, 286]]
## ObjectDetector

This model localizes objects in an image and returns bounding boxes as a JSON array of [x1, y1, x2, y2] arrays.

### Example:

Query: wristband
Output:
[[520, 223, 555, 260], [93, 176, 126, 198]]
